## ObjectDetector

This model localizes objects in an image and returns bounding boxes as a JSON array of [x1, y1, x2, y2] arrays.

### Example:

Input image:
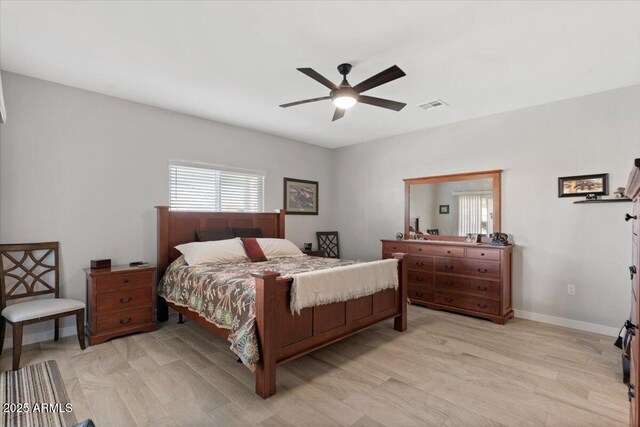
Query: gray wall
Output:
[[333, 85, 640, 331], [0, 72, 334, 344]]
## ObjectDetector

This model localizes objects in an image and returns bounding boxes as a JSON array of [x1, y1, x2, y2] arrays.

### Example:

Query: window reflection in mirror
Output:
[[409, 178, 494, 237]]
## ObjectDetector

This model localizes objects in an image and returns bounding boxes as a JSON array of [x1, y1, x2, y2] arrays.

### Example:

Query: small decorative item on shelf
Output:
[[585, 193, 598, 201], [303, 242, 312, 250], [464, 233, 479, 243], [615, 187, 626, 199], [395, 232, 403, 240]]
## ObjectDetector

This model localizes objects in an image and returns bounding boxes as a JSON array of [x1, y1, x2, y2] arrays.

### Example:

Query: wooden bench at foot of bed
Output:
[[156, 206, 408, 398]]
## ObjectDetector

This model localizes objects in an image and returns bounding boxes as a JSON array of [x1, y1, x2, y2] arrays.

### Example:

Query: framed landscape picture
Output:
[[558, 173, 608, 198], [284, 178, 318, 215]]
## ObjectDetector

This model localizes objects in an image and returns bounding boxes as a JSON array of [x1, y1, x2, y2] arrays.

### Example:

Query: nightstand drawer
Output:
[[96, 271, 153, 293], [97, 287, 152, 313], [96, 306, 152, 333]]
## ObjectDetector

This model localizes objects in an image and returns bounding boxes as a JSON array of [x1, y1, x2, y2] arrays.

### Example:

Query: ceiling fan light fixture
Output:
[[331, 87, 358, 109], [332, 95, 357, 109]]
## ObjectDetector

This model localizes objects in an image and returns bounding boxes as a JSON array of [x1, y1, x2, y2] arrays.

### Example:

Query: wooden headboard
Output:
[[155, 206, 285, 276]]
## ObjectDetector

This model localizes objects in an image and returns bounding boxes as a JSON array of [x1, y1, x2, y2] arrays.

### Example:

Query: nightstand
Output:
[[302, 249, 326, 257], [84, 265, 157, 345]]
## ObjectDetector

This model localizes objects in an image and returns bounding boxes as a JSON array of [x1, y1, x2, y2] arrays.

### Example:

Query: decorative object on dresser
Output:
[[558, 173, 608, 198], [0, 242, 86, 370], [284, 177, 319, 215], [317, 231, 340, 258], [90, 258, 111, 269], [303, 242, 312, 251], [84, 264, 157, 345], [381, 239, 513, 324], [624, 158, 640, 426]]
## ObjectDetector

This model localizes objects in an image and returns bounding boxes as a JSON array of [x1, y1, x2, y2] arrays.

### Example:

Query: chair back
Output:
[[0, 242, 59, 311], [317, 231, 340, 258]]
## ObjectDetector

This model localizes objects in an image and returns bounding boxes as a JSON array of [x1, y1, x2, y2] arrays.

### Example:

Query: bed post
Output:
[[392, 253, 408, 332], [156, 206, 170, 322], [252, 270, 279, 398], [277, 209, 286, 239]]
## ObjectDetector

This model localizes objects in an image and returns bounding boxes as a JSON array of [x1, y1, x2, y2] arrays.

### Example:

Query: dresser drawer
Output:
[[96, 287, 152, 313], [382, 242, 407, 254], [96, 306, 152, 333], [434, 274, 500, 298], [408, 285, 432, 302], [406, 255, 434, 271], [407, 244, 465, 258], [466, 248, 501, 261], [408, 270, 434, 286], [96, 271, 154, 293], [434, 290, 499, 315], [434, 258, 500, 279]]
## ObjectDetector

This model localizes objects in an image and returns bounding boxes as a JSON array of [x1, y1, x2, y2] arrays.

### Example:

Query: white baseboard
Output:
[[2, 325, 78, 350], [515, 309, 619, 337]]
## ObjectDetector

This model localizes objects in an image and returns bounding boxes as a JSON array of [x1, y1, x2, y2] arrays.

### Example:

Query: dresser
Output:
[[382, 239, 513, 324], [84, 265, 157, 345], [626, 158, 640, 427]]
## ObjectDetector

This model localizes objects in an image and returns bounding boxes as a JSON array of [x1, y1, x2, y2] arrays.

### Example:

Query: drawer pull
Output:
[[625, 213, 637, 222], [119, 317, 132, 325], [122, 279, 129, 284], [631, 265, 637, 280], [444, 281, 454, 287], [477, 268, 488, 274], [444, 297, 454, 303], [119, 297, 132, 304], [480, 253, 485, 256], [477, 303, 488, 309], [416, 291, 424, 297], [416, 261, 425, 267], [446, 250, 451, 254], [416, 276, 424, 282], [444, 265, 454, 271], [477, 286, 488, 291], [418, 248, 423, 252], [629, 383, 635, 401]]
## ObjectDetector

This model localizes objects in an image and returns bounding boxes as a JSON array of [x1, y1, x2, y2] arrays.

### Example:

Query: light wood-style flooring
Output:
[[0, 305, 628, 426]]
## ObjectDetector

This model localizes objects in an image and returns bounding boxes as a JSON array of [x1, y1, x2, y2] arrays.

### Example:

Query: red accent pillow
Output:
[[241, 238, 268, 262]]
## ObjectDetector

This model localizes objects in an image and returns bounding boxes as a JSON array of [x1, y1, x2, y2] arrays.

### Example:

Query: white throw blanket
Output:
[[289, 258, 399, 314]]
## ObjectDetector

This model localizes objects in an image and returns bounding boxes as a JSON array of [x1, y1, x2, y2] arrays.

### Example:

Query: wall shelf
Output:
[[573, 198, 632, 204]]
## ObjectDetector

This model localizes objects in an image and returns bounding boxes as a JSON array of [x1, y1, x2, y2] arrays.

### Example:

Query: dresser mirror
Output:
[[405, 170, 501, 239]]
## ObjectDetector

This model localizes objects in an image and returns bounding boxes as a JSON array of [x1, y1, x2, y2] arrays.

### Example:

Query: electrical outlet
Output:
[[568, 284, 576, 295]]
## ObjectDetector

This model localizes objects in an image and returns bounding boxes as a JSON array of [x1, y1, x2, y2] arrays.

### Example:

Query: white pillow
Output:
[[175, 238, 249, 266], [257, 238, 304, 258]]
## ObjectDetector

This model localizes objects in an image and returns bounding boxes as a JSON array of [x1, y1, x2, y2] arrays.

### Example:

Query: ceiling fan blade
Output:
[[332, 108, 345, 121], [358, 95, 406, 112], [280, 96, 331, 108], [297, 68, 339, 90], [353, 65, 406, 94]]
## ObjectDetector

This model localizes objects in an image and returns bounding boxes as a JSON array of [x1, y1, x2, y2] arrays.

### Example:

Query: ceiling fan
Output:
[[280, 63, 407, 121]]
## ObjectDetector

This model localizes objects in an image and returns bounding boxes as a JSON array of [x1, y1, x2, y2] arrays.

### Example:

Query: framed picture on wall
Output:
[[558, 173, 608, 198], [439, 205, 450, 214], [283, 178, 318, 215]]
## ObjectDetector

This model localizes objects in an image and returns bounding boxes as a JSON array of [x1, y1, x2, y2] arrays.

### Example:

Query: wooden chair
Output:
[[0, 242, 85, 370], [316, 231, 340, 258]]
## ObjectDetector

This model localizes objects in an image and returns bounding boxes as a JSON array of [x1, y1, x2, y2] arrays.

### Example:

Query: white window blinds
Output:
[[169, 164, 264, 212]]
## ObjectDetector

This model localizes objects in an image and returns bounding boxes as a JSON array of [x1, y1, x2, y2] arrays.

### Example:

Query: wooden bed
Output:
[[155, 206, 408, 398]]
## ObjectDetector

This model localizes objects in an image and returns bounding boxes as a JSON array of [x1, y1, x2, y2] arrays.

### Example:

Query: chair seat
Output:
[[2, 298, 85, 323]]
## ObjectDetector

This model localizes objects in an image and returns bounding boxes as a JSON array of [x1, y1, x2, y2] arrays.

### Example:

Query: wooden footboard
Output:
[[253, 252, 407, 398]]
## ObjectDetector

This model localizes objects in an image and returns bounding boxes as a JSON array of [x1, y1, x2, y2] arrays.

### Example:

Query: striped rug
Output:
[[1, 360, 76, 427]]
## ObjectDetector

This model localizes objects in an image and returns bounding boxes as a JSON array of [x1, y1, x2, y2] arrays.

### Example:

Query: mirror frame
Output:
[[404, 170, 502, 240]]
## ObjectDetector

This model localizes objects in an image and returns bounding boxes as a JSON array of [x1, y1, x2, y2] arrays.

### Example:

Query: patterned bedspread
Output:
[[158, 255, 357, 370]]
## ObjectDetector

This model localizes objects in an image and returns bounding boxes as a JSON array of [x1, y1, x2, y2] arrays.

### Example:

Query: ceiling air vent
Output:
[[418, 99, 449, 110]]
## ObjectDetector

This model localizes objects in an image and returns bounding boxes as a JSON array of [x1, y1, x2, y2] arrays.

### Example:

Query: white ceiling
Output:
[[1, 1, 639, 148]]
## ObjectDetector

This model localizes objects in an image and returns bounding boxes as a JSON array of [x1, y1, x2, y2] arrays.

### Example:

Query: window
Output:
[[457, 193, 493, 235], [169, 163, 264, 212]]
